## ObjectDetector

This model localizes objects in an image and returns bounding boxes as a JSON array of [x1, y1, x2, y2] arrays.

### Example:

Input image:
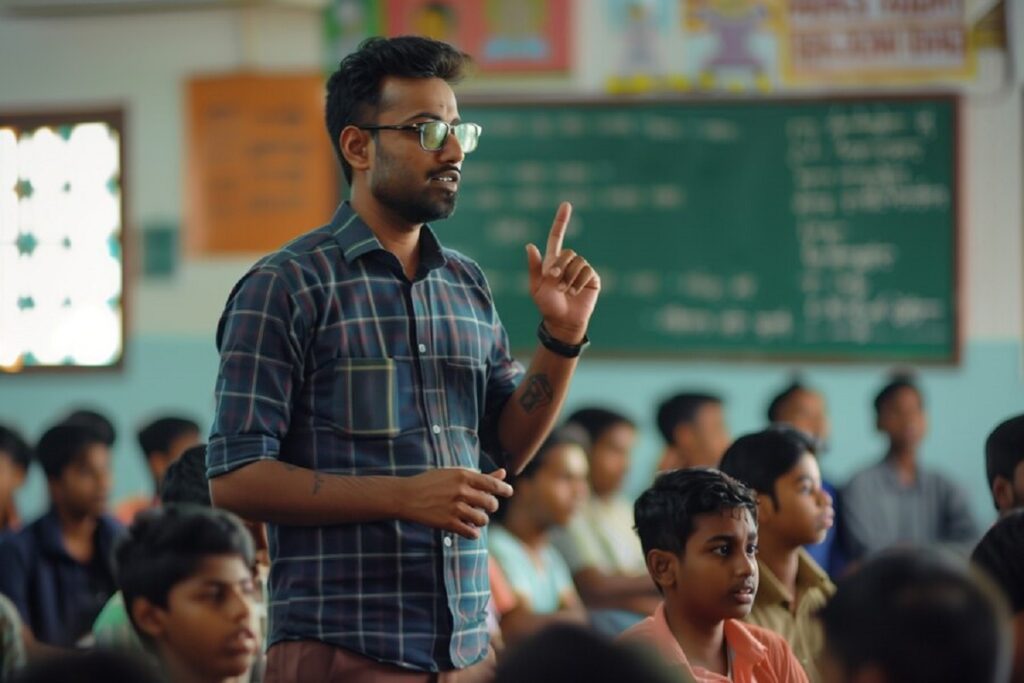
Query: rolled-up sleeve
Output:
[[207, 266, 306, 479], [476, 275, 525, 465]]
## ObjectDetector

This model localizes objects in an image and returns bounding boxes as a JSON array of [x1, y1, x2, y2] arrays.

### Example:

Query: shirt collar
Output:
[[37, 508, 120, 562], [756, 548, 833, 608], [648, 602, 769, 676], [328, 201, 447, 272]]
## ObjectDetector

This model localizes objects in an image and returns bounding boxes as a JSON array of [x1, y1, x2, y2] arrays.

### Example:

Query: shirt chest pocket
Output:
[[329, 357, 402, 438], [442, 359, 485, 432]]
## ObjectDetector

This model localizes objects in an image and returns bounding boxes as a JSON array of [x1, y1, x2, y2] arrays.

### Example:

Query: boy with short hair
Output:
[[115, 416, 201, 524], [719, 427, 835, 681], [972, 510, 1024, 683], [842, 374, 978, 559], [0, 423, 122, 646], [489, 425, 590, 646], [115, 505, 259, 683], [656, 393, 731, 472], [0, 424, 32, 534], [984, 414, 1024, 517], [820, 549, 1009, 683], [622, 468, 808, 682]]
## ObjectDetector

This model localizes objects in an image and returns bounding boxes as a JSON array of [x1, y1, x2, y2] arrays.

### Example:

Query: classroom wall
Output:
[[0, 4, 1021, 527]]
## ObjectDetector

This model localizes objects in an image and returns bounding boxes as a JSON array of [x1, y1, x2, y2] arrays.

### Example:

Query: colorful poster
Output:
[[324, 0, 383, 70]]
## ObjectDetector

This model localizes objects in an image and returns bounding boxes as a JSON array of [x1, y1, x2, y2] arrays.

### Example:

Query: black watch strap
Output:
[[537, 322, 590, 358]]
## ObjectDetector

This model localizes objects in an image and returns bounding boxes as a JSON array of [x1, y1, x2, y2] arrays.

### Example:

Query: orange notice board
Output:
[[186, 73, 339, 254]]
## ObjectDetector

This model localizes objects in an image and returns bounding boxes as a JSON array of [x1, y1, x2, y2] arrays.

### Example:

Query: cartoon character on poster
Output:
[[688, 0, 775, 91], [482, 0, 549, 61], [605, 0, 686, 94]]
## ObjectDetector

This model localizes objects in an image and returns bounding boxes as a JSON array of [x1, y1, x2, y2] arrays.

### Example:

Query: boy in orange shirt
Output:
[[621, 468, 808, 683]]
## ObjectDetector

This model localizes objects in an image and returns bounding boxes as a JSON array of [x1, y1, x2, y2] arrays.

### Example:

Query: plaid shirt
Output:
[[207, 202, 524, 671]]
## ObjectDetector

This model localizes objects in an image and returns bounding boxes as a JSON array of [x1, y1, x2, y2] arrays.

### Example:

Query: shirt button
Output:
[[443, 535, 453, 548], [432, 424, 441, 435], [418, 343, 427, 353]]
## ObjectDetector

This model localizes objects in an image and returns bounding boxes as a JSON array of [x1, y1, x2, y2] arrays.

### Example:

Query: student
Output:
[[656, 393, 731, 472], [0, 423, 122, 646], [60, 408, 116, 448], [622, 468, 808, 683], [552, 407, 659, 635], [819, 549, 1010, 683], [0, 425, 31, 535], [972, 510, 1024, 683], [719, 427, 835, 682], [841, 375, 978, 560], [11, 649, 161, 683], [489, 425, 590, 646], [985, 414, 1024, 517], [115, 505, 259, 683], [115, 416, 201, 525], [766, 381, 846, 578]]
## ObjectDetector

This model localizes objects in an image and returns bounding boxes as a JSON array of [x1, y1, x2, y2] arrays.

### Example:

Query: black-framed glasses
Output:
[[357, 121, 482, 153]]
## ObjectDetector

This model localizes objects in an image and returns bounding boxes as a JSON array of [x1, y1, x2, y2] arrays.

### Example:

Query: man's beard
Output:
[[370, 148, 458, 224]]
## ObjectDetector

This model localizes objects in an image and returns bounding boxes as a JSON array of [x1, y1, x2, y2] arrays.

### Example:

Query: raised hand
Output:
[[525, 202, 601, 344]]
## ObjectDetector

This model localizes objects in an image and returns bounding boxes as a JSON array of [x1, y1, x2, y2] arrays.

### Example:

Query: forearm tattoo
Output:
[[519, 374, 554, 413]]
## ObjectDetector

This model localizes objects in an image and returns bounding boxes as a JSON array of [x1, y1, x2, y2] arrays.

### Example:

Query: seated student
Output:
[[842, 374, 978, 560], [0, 423, 122, 646], [972, 510, 1024, 683], [819, 548, 1009, 683], [656, 393, 731, 472], [115, 417, 201, 525], [115, 505, 259, 683], [551, 407, 659, 635], [765, 380, 846, 578], [59, 408, 117, 448], [985, 414, 1024, 518], [719, 427, 836, 682], [622, 468, 808, 683], [0, 425, 32, 535], [489, 425, 590, 646]]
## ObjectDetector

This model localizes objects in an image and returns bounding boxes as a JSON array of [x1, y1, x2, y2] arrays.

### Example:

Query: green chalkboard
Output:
[[439, 96, 959, 361]]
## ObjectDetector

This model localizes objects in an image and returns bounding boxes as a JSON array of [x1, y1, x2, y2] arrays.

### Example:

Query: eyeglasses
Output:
[[357, 121, 482, 153]]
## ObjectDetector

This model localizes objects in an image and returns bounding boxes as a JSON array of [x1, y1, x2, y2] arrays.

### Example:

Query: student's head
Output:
[[873, 374, 926, 450], [60, 408, 117, 446], [116, 505, 258, 682], [972, 511, 1024, 683], [0, 424, 32, 509], [504, 424, 590, 530], [634, 468, 758, 624], [656, 392, 730, 470], [566, 407, 636, 497], [36, 423, 112, 518], [985, 414, 1024, 516], [11, 649, 162, 683], [137, 417, 201, 489], [326, 35, 472, 219], [819, 549, 1010, 683], [719, 427, 833, 549], [766, 379, 830, 447]]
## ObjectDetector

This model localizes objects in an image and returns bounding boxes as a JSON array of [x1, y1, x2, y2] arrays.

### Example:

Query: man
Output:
[[207, 36, 600, 682], [655, 392, 730, 472], [985, 414, 1024, 517]]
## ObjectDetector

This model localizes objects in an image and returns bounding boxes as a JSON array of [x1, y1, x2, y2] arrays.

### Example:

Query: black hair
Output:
[[820, 549, 1009, 683], [972, 510, 1024, 613], [0, 423, 32, 471], [60, 408, 116, 446], [35, 423, 107, 480], [325, 35, 471, 184], [137, 416, 200, 460], [12, 649, 161, 683], [984, 414, 1024, 495], [655, 392, 722, 445], [566, 407, 635, 448], [873, 372, 923, 417], [766, 379, 808, 423], [634, 467, 757, 557], [719, 426, 816, 508], [115, 505, 255, 643], [494, 624, 685, 683], [516, 423, 591, 482], [159, 444, 211, 507]]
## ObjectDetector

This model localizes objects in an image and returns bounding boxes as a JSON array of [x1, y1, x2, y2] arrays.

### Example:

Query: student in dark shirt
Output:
[[0, 423, 123, 646], [0, 425, 31, 535]]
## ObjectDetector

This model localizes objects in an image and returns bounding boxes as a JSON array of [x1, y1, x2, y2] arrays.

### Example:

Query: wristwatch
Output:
[[537, 322, 590, 358]]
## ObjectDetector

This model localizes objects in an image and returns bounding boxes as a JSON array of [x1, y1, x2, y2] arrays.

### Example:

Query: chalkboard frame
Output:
[[454, 93, 962, 365]]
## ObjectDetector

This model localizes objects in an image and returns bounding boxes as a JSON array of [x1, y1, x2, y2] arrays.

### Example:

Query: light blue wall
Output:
[[4, 336, 1020, 529]]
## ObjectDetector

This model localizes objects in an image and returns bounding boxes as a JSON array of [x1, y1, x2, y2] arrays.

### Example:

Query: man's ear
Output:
[[129, 595, 167, 641], [672, 424, 693, 454], [756, 492, 775, 522], [340, 126, 372, 177], [992, 475, 1013, 513], [646, 549, 679, 591]]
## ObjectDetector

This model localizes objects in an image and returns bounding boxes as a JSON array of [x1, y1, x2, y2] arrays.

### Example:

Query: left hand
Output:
[[526, 202, 601, 344]]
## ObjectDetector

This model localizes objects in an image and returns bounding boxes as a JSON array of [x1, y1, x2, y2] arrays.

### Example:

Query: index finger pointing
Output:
[[544, 201, 572, 267]]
